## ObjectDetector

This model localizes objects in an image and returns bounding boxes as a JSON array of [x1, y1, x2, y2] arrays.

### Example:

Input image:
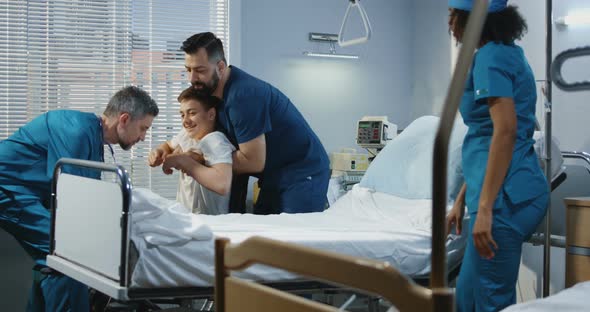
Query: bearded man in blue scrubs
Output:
[[0, 86, 158, 311], [179, 32, 330, 215], [445, 1, 549, 311]]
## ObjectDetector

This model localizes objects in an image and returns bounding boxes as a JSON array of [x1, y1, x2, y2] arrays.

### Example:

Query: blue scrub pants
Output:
[[456, 192, 548, 312], [254, 170, 330, 214], [0, 193, 89, 312]]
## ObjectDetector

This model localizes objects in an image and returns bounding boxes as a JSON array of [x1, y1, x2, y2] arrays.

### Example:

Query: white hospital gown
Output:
[[169, 129, 235, 215]]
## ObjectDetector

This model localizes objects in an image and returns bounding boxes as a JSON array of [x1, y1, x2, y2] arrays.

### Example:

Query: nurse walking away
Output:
[[445, 1, 549, 311], [179, 32, 331, 215], [0, 86, 158, 311]]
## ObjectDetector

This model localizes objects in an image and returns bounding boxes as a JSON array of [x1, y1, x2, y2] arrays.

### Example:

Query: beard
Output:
[[192, 70, 219, 96], [119, 141, 133, 151]]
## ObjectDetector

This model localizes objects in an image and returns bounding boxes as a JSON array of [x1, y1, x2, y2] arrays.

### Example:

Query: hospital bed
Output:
[[45, 152, 467, 304]]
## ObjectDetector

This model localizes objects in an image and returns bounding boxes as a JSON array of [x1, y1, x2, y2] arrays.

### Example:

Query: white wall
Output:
[[552, 2, 590, 152], [232, 0, 413, 154], [411, 0, 453, 119]]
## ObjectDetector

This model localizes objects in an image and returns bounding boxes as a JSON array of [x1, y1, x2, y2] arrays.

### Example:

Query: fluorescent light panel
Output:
[[303, 51, 359, 59]]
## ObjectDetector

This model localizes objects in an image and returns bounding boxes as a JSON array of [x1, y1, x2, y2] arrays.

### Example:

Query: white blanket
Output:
[[130, 185, 466, 288], [501, 281, 590, 312], [131, 188, 212, 246]]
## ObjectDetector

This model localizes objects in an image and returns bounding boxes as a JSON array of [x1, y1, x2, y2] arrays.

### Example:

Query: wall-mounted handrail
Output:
[[551, 46, 590, 92]]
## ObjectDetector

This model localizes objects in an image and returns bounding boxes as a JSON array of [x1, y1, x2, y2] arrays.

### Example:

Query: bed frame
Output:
[[45, 157, 462, 306], [215, 236, 452, 312]]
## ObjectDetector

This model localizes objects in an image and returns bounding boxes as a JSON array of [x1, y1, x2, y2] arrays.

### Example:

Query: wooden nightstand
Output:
[[565, 197, 590, 287]]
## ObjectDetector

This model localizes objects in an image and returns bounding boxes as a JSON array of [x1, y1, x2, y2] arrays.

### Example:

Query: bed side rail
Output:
[[215, 237, 451, 312], [562, 151, 590, 167], [551, 46, 590, 92], [50, 158, 133, 287]]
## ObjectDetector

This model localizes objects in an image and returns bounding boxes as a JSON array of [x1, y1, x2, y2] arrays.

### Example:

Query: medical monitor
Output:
[[356, 116, 397, 149]]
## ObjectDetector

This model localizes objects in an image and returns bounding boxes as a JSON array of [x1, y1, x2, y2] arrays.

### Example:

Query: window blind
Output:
[[1, 1, 30, 139], [0, 0, 229, 200]]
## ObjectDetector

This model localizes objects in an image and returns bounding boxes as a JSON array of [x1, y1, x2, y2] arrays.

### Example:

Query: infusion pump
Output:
[[356, 116, 397, 149]]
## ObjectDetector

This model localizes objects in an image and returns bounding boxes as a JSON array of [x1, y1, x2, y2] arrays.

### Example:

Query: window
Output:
[[0, 0, 230, 199]]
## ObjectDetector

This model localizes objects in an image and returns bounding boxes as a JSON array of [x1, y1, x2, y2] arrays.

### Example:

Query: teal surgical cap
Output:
[[448, 0, 508, 13]]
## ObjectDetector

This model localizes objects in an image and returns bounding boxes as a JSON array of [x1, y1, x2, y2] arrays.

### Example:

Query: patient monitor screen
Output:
[[357, 121, 382, 144]]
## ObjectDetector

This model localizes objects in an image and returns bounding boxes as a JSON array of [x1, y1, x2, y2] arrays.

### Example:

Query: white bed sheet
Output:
[[130, 185, 466, 288], [501, 281, 590, 312]]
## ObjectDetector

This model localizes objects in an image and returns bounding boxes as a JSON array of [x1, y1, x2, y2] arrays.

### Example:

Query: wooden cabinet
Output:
[[565, 197, 590, 287]]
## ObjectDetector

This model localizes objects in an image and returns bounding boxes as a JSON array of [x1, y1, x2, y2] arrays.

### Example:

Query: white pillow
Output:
[[359, 115, 467, 200], [533, 131, 564, 179]]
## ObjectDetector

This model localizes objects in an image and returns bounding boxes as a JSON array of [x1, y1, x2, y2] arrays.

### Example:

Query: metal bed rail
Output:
[[50, 158, 133, 288], [562, 151, 590, 168]]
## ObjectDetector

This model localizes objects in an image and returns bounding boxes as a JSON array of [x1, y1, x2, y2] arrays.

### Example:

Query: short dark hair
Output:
[[104, 86, 159, 119], [177, 87, 222, 112], [451, 5, 528, 45], [181, 32, 227, 64]]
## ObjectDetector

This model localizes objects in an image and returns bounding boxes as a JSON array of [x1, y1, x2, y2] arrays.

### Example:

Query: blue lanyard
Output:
[[107, 143, 116, 164]]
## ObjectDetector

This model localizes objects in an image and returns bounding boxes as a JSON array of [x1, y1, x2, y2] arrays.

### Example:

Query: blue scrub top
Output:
[[219, 66, 330, 188], [459, 42, 548, 213], [0, 110, 103, 201]]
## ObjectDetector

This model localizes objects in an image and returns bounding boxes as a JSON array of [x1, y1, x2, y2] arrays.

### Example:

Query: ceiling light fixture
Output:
[[555, 11, 590, 26]]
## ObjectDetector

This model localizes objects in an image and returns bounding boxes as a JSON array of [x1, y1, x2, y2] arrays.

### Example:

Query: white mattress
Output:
[[130, 185, 467, 288], [501, 281, 590, 312]]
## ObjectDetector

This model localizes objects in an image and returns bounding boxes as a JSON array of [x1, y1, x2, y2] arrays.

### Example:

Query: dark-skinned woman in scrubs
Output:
[[445, 1, 549, 311]]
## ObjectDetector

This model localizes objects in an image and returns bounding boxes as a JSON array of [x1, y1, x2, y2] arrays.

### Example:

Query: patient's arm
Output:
[[163, 154, 232, 195], [185, 151, 205, 165]]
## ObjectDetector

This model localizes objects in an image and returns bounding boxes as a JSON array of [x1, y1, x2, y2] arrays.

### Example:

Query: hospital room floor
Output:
[[0, 229, 34, 311], [312, 293, 390, 311]]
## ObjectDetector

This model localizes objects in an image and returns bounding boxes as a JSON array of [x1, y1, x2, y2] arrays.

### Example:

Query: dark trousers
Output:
[[254, 171, 330, 215], [1, 191, 89, 312]]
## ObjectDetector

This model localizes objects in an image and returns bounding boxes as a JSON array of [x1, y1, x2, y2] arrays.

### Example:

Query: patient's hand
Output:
[[162, 153, 184, 175], [170, 147, 205, 165], [148, 148, 167, 167], [162, 151, 206, 175]]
